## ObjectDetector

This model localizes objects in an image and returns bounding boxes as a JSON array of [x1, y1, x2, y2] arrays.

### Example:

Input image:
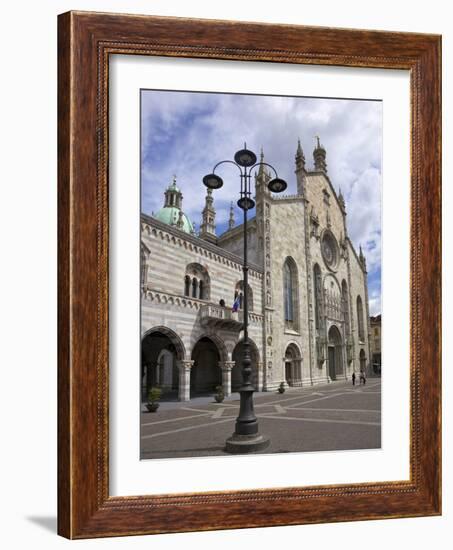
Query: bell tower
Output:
[[199, 188, 217, 244], [164, 175, 183, 208]]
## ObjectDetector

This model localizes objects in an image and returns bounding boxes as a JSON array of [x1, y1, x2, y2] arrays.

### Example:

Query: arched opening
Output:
[[283, 257, 299, 331], [184, 275, 191, 296], [359, 348, 367, 373], [141, 327, 185, 401], [190, 337, 222, 395], [232, 339, 260, 392], [191, 277, 198, 298], [185, 263, 210, 301], [284, 343, 302, 386], [327, 325, 343, 380], [357, 295, 365, 342], [140, 245, 147, 286]]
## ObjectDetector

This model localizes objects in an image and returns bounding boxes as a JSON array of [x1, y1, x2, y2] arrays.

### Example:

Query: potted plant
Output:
[[278, 381, 286, 394], [146, 386, 162, 412], [214, 385, 225, 403]]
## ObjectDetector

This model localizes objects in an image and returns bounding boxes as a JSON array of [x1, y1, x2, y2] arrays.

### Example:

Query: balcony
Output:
[[199, 305, 244, 331]]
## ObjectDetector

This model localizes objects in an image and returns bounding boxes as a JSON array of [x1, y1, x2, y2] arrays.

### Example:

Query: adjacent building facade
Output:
[[141, 139, 372, 401], [370, 314, 382, 375]]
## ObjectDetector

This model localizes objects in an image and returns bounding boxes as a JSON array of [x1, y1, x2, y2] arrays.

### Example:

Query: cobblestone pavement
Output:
[[140, 379, 381, 459]]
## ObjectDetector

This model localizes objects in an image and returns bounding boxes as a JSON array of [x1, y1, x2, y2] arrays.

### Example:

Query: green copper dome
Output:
[[153, 206, 194, 234], [153, 175, 194, 234]]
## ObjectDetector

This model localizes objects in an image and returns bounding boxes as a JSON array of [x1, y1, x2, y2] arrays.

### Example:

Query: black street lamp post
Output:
[[203, 144, 287, 453]]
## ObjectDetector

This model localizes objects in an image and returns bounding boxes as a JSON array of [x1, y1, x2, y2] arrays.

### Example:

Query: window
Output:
[[184, 263, 210, 300], [284, 263, 293, 321], [321, 230, 339, 270], [140, 246, 147, 286], [283, 257, 299, 331], [184, 275, 191, 296], [140, 247, 146, 285], [191, 277, 198, 298], [357, 295, 365, 342]]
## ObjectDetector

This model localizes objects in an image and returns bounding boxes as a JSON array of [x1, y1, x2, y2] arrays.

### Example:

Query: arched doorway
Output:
[[190, 337, 222, 395], [284, 343, 302, 386], [232, 339, 259, 392], [359, 348, 367, 373], [141, 327, 185, 401], [327, 325, 343, 380]]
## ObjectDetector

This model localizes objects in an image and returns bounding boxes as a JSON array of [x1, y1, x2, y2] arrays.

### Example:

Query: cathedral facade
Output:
[[141, 139, 372, 402]]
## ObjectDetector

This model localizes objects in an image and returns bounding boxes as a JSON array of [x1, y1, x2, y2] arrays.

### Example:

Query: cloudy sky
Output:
[[141, 90, 382, 316]]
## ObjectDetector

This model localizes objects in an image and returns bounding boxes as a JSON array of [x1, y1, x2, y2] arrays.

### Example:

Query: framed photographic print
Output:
[[58, 11, 441, 538]]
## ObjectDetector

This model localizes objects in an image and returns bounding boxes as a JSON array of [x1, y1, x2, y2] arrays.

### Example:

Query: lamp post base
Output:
[[224, 433, 270, 454]]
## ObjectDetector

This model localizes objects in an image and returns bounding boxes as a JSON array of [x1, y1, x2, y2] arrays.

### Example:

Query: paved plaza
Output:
[[140, 379, 381, 459]]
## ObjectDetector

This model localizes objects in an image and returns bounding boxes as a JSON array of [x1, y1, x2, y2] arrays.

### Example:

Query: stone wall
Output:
[[347, 240, 371, 373], [140, 158, 373, 397], [265, 197, 311, 390], [217, 217, 261, 266], [141, 216, 264, 370]]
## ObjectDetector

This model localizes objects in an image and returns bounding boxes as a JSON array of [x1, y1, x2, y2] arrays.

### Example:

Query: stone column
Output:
[[177, 360, 194, 402], [219, 361, 235, 397]]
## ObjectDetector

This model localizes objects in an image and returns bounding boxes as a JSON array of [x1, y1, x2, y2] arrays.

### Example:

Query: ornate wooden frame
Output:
[[58, 11, 441, 539]]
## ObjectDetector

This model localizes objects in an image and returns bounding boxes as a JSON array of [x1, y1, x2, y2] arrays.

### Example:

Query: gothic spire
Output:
[[199, 188, 217, 244], [228, 201, 235, 230], [338, 186, 346, 212], [295, 138, 306, 195], [257, 147, 265, 178], [255, 146, 270, 194], [359, 245, 367, 270], [295, 138, 306, 171], [313, 135, 327, 173]]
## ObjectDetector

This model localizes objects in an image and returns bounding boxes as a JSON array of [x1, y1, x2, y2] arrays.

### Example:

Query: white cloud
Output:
[[141, 90, 382, 313]]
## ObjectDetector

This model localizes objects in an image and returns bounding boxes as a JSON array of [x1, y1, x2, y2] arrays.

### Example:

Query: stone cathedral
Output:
[[141, 139, 372, 402]]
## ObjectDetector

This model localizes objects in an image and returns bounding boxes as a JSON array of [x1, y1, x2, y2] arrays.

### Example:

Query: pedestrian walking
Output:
[[352, 372, 356, 386], [359, 369, 366, 385]]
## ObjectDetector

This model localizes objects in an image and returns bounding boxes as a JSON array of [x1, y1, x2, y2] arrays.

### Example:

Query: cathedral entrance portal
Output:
[[190, 337, 222, 396], [328, 346, 336, 380], [284, 343, 302, 386], [359, 348, 367, 374], [328, 325, 343, 381]]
